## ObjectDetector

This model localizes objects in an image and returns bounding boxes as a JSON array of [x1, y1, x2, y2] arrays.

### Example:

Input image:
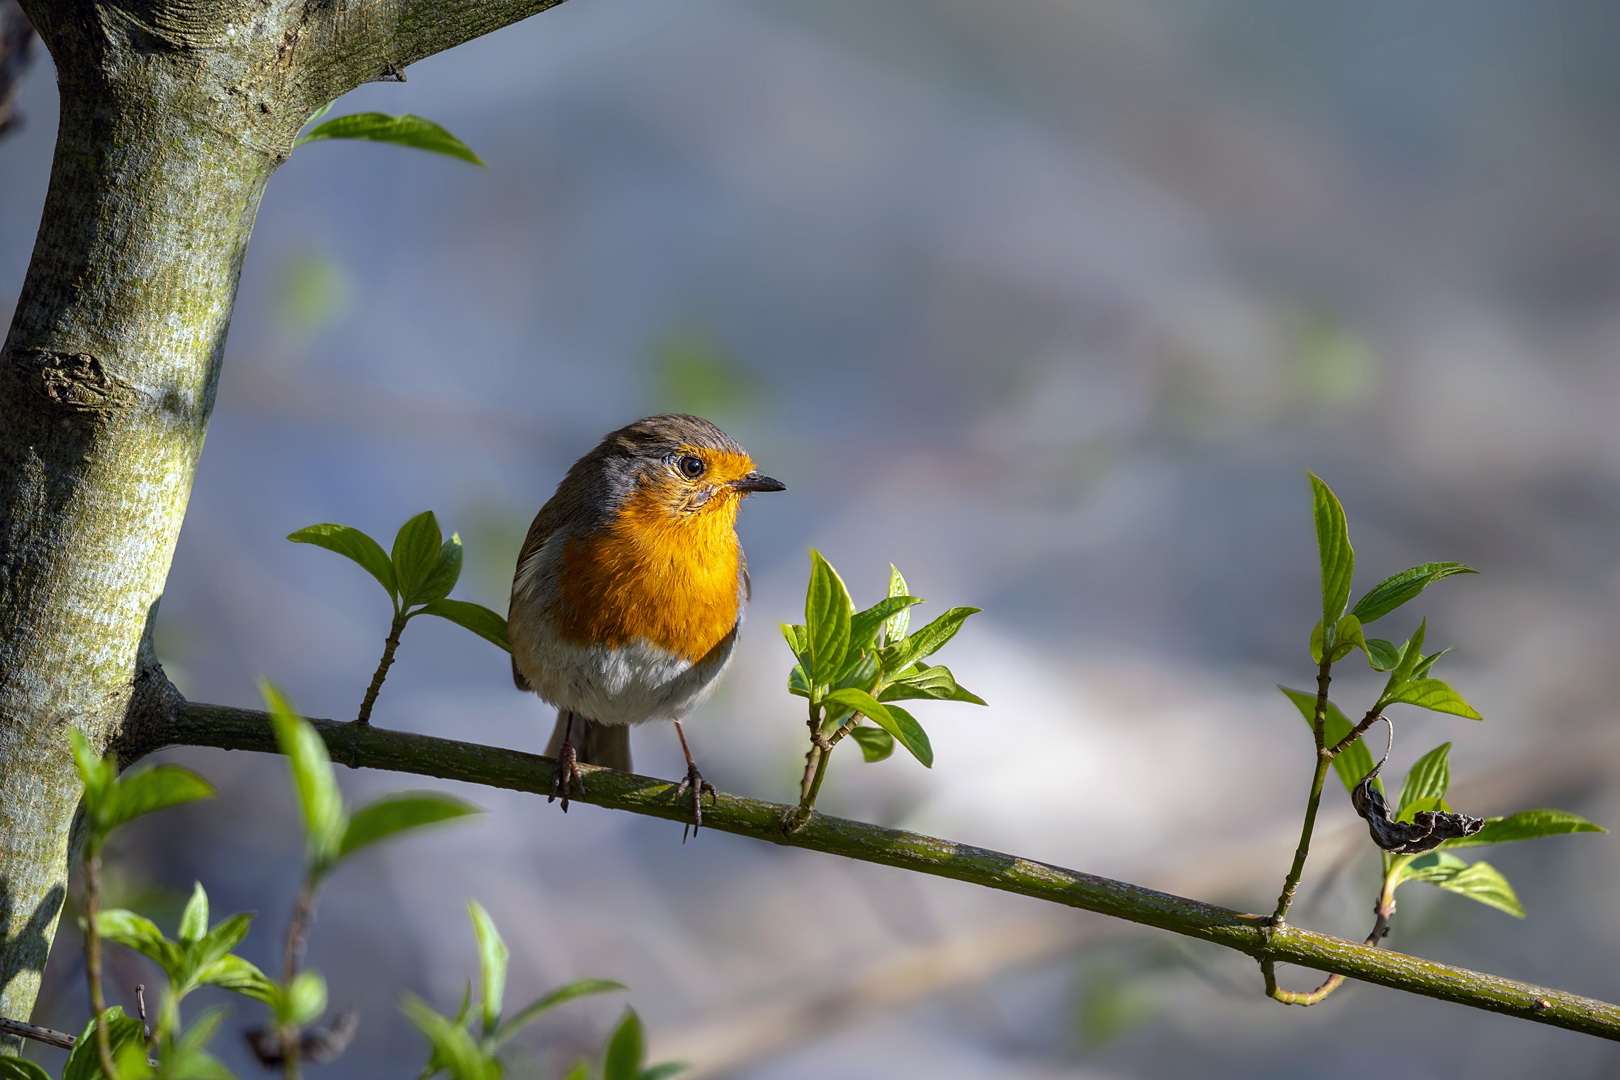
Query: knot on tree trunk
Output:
[[11, 349, 138, 412]]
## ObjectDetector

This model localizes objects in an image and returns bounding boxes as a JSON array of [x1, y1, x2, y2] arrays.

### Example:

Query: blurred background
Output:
[[6, 0, 1620, 1076]]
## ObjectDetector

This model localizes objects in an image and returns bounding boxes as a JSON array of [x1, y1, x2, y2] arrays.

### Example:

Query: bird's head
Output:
[[594, 414, 785, 526]]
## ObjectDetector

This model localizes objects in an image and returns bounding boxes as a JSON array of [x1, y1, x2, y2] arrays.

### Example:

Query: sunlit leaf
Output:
[[824, 688, 933, 767], [1442, 809, 1607, 849], [883, 565, 912, 643], [805, 551, 852, 684], [288, 523, 398, 600], [879, 607, 979, 674], [295, 113, 486, 166], [493, 978, 626, 1048], [392, 511, 444, 605], [402, 996, 495, 1080], [103, 765, 214, 834], [63, 1008, 145, 1080], [602, 1008, 645, 1080], [1352, 562, 1476, 625], [1386, 678, 1482, 720], [418, 599, 511, 652], [468, 901, 508, 1037], [1398, 743, 1451, 815], [339, 792, 478, 860], [263, 681, 346, 874], [1308, 473, 1354, 630]]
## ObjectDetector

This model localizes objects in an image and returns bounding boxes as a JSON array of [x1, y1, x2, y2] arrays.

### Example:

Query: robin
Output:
[[508, 414, 785, 831]]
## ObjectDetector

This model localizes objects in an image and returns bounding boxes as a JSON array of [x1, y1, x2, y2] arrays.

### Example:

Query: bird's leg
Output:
[[550, 709, 586, 811], [672, 718, 716, 839]]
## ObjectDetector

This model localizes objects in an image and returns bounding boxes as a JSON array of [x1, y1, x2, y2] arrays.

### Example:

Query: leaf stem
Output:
[[791, 703, 834, 832], [280, 873, 320, 1080], [1271, 658, 1334, 926], [83, 846, 121, 1079], [356, 612, 408, 725]]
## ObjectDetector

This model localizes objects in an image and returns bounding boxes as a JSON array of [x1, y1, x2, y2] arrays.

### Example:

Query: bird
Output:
[[508, 414, 785, 833]]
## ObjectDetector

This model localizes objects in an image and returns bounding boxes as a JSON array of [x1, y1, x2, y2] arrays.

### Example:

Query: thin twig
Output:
[[280, 876, 320, 1079], [1271, 657, 1335, 926], [1266, 879, 1397, 1005], [355, 614, 407, 725], [83, 850, 121, 1079], [0, 1015, 76, 1050], [1328, 708, 1387, 759]]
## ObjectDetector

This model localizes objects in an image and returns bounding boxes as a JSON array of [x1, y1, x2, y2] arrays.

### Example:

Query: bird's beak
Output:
[[732, 472, 787, 493]]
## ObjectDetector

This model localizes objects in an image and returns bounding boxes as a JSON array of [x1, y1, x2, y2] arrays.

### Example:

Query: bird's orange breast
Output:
[[552, 484, 743, 662]]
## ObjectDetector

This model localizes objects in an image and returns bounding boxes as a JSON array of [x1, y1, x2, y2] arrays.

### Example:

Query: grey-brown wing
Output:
[[509, 497, 569, 691]]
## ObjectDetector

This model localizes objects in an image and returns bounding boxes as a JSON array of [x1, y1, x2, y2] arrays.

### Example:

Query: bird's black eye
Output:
[[678, 454, 706, 478]]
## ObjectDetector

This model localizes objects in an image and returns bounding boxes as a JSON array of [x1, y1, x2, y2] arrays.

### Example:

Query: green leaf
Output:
[[603, 1009, 645, 1080], [162, 1005, 233, 1079], [1386, 620, 1429, 687], [1365, 638, 1400, 670], [295, 113, 486, 166], [403, 996, 495, 1080], [1308, 473, 1354, 630], [1386, 678, 1482, 720], [642, 1064, 690, 1080], [1442, 809, 1607, 849], [1279, 687, 1379, 795], [64, 1008, 146, 1080], [339, 792, 478, 860], [787, 664, 811, 699], [411, 533, 464, 606], [1398, 743, 1452, 815], [1406, 855, 1526, 917], [284, 970, 327, 1026], [1329, 613, 1363, 662], [1308, 620, 1325, 664], [876, 665, 988, 705], [0, 1058, 52, 1080], [561, 1063, 592, 1080], [102, 765, 215, 833], [493, 978, 626, 1048], [805, 551, 853, 685], [780, 623, 808, 661], [96, 909, 182, 978], [1413, 647, 1452, 680], [178, 881, 209, 945], [197, 953, 276, 1004], [288, 523, 398, 600], [824, 688, 933, 767], [847, 596, 925, 658], [418, 599, 511, 653], [883, 565, 912, 643], [392, 511, 444, 605], [263, 680, 346, 874], [879, 607, 979, 674], [850, 725, 895, 762], [467, 901, 508, 1038], [70, 731, 116, 824], [178, 913, 254, 992], [833, 649, 880, 692], [1351, 562, 1477, 624]]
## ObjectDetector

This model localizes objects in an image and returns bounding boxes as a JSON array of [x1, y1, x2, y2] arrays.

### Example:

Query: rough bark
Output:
[[0, 0, 567, 1045]]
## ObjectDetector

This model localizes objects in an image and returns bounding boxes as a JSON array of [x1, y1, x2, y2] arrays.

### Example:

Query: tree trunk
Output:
[[0, 4, 296, 1037], [0, 0, 563, 1047]]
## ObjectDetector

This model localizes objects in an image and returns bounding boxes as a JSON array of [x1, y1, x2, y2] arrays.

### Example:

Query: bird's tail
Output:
[[546, 710, 633, 772]]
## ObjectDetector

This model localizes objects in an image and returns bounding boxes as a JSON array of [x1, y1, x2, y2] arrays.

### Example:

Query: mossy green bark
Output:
[[143, 703, 1620, 1043]]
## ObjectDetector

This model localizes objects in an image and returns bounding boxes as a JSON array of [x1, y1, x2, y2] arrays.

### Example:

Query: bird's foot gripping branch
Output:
[[1263, 475, 1603, 1005]]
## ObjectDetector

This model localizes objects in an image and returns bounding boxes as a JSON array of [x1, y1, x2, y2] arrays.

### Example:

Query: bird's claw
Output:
[[676, 762, 717, 840], [549, 740, 586, 811]]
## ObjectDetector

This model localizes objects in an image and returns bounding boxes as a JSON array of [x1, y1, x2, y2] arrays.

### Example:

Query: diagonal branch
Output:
[[131, 700, 1620, 1043]]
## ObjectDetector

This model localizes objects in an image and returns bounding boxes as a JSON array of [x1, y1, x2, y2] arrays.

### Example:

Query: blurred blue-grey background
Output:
[[6, 1, 1620, 1076]]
